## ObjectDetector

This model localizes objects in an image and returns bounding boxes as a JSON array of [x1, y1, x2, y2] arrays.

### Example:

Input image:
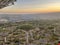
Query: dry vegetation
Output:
[[0, 20, 60, 45]]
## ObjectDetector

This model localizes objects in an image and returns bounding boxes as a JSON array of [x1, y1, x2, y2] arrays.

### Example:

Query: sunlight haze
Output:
[[0, 0, 60, 13]]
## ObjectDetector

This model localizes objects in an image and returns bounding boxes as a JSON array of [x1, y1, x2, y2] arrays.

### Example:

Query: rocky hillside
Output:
[[0, 20, 60, 45]]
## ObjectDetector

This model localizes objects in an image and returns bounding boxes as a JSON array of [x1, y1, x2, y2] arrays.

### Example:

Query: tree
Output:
[[0, 0, 17, 9], [16, 24, 35, 45]]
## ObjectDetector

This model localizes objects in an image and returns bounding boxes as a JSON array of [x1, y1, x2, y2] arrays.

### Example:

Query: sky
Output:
[[0, 0, 60, 13]]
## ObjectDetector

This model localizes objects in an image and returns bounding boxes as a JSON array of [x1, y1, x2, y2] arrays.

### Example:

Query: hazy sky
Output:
[[0, 0, 60, 13]]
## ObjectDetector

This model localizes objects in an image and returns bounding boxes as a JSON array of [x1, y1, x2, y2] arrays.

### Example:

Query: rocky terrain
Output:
[[0, 20, 60, 45]]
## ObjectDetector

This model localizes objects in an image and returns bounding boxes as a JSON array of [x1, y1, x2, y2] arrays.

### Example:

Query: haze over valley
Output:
[[0, 12, 60, 22]]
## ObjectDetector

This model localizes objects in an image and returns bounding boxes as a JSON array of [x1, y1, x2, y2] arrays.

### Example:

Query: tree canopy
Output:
[[0, 0, 17, 9], [17, 24, 35, 31]]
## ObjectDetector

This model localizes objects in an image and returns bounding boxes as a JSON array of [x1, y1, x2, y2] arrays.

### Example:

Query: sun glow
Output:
[[0, 2, 60, 13]]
